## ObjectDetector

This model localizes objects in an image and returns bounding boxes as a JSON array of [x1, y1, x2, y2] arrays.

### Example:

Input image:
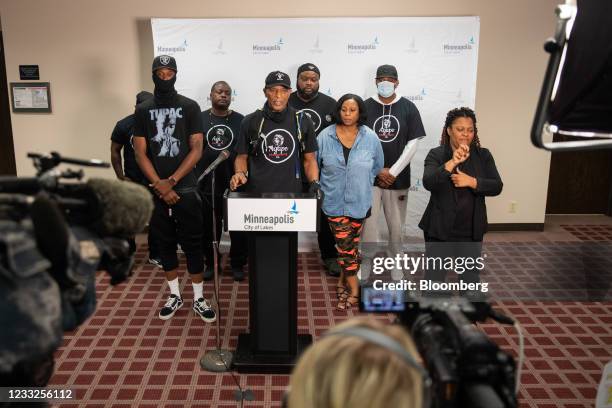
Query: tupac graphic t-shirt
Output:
[[235, 106, 317, 193], [288, 92, 336, 136], [110, 113, 145, 182], [133, 95, 203, 190], [364, 96, 425, 190], [196, 109, 244, 196]]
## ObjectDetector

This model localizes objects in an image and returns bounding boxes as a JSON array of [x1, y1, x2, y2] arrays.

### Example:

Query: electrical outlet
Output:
[[509, 201, 518, 213]]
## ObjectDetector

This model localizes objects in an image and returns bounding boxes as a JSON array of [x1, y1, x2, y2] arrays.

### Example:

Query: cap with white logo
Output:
[[152, 55, 178, 73], [265, 70, 291, 89]]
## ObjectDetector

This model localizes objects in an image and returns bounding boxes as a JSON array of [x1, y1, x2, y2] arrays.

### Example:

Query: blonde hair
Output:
[[287, 317, 424, 408]]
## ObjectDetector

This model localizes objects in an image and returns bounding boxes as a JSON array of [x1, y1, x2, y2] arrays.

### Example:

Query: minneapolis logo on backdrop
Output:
[[404, 37, 418, 54], [157, 39, 188, 54], [310, 36, 323, 54], [406, 88, 427, 102], [452, 89, 465, 104], [347, 37, 380, 54], [443, 36, 476, 55], [253, 37, 284, 55], [214, 39, 226, 55]]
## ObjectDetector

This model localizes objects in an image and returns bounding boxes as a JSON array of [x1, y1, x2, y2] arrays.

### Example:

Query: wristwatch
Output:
[[168, 176, 177, 186]]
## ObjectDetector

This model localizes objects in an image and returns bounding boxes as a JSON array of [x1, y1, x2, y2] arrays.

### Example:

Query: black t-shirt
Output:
[[133, 95, 203, 190], [342, 144, 351, 164], [196, 109, 244, 196], [288, 92, 337, 135], [364, 96, 425, 189], [110, 114, 144, 182], [235, 106, 318, 193], [452, 187, 475, 237]]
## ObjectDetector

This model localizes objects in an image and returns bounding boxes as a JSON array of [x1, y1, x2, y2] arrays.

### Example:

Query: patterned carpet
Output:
[[48, 240, 611, 408]]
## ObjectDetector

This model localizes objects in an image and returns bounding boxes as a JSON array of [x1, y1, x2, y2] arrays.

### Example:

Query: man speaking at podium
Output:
[[228, 71, 321, 369], [230, 71, 320, 193]]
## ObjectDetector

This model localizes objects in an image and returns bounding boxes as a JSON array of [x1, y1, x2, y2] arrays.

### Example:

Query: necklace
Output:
[[209, 109, 232, 128]]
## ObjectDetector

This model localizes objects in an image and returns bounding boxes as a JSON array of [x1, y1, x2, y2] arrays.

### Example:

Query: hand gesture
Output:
[[230, 172, 248, 191], [450, 168, 477, 189]]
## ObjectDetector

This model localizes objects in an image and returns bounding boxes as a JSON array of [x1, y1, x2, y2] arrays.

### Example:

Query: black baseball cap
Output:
[[376, 64, 398, 79], [297, 63, 320, 77], [152, 55, 177, 73], [265, 71, 291, 89]]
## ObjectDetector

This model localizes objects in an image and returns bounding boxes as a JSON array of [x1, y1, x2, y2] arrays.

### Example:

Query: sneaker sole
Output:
[[194, 309, 217, 323], [158, 302, 183, 320]]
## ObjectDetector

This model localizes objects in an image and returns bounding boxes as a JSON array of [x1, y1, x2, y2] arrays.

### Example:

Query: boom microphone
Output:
[[84, 178, 154, 238], [198, 150, 231, 182]]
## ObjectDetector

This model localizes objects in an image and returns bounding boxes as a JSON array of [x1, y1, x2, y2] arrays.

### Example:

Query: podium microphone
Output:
[[198, 150, 230, 182]]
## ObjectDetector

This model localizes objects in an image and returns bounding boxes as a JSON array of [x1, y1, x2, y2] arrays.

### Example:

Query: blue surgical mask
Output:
[[377, 81, 395, 98]]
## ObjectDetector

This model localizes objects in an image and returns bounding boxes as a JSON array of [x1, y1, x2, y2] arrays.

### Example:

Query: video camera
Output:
[[0, 152, 153, 391], [361, 286, 518, 408]]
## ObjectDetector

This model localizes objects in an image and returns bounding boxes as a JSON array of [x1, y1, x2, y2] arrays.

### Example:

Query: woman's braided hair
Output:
[[440, 106, 480, 148]]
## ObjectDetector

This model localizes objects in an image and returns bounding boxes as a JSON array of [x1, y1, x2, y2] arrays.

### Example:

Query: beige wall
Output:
[[0, 0, 556, 224]]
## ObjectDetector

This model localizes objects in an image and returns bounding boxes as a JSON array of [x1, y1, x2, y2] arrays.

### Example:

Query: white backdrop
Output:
[[151, 17, 480, 238]]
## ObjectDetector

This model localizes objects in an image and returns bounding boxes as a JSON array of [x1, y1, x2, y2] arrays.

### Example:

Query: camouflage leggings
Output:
[[327, 216, 364, 277]]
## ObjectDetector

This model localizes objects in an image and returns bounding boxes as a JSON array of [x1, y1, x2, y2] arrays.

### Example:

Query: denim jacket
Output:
[[317, 124, 384, 219]]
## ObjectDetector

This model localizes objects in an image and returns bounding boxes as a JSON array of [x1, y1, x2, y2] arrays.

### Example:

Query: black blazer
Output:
[[418, 144, 503, 241]]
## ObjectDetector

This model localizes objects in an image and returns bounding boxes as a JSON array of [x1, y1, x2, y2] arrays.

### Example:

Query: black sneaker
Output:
[[204, 266, 215, 281], [231, 265, 245, 282], [159, 294, 183, 320], [193, 297, 216, 323], [148, 257, 163, 268]]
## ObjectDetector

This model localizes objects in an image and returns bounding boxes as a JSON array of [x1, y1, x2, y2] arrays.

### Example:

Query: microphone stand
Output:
[[200, 168, 233, 372]]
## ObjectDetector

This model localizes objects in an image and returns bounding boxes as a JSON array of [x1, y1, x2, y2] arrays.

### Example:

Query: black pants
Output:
[[126, 178, 160, 258], [423, 234, 482, 284], [201, 193, 248, 268], [318, 208, 338, 260], [151, 191, 203, 274]]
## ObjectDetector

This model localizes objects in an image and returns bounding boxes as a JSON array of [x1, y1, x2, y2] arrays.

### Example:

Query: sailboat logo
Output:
[[287, 200, 299, 215]]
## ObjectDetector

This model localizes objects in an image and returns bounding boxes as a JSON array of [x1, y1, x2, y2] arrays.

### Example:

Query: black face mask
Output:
[[152, 73, 177, 101], [262, 101, 289, 123]]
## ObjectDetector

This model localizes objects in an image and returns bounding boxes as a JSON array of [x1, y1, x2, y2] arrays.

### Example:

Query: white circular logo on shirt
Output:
[[373, 114, 401, 143], [261, 128, 296, 164], [206, 125, 234, 150], [298, 108, 322, 131]]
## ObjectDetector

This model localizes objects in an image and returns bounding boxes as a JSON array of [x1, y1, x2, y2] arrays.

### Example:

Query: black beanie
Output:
[[297, 63, 320, 78]]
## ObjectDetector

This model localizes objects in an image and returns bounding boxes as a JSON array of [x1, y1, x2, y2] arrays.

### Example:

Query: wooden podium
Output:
[[224, 191, 319, 373]]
